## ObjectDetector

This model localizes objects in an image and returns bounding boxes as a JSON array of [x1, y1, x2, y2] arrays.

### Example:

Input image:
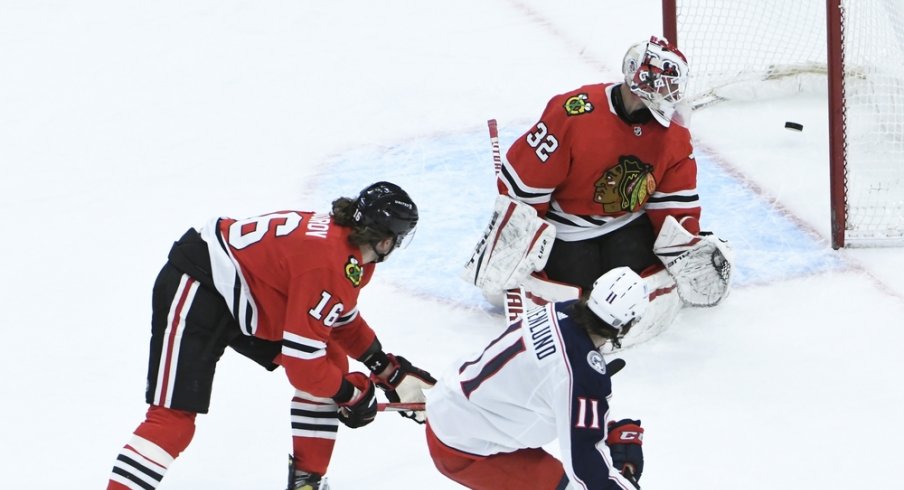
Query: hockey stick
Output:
[[488, 118, 502, 175], [606, 358, 626, 377], [377, 402, 425, 412], [503, 287, 527, 323], [624, 470, 641, 489]]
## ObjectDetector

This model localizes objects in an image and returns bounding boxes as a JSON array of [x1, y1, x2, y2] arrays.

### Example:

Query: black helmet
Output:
[[352, 181, 418, 243]]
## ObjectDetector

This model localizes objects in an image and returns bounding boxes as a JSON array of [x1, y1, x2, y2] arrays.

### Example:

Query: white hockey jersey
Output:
[[426, 301, 636, 490]]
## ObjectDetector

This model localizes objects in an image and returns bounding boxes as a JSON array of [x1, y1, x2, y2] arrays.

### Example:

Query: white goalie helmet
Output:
[[587, 267, 649, 338], [622, 36, 689, 127]]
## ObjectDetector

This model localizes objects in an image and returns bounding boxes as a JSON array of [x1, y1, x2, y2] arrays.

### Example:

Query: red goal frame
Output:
[[663, 0, 848, 249]]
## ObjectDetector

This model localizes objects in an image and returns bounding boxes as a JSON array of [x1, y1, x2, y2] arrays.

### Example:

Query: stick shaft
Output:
[[377, 402, 425, 412], [488, 119, 502, 176]]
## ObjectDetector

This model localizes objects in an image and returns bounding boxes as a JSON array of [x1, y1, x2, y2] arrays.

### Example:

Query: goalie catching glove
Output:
[[654, 215, 733, 307], [363, 349, 436, 423]]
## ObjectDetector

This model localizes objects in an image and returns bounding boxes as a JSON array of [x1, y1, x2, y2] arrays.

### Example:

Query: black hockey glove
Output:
[[334, 372, 377, 429], [370, 354, 436, 424], [606, 418, 644, 486]]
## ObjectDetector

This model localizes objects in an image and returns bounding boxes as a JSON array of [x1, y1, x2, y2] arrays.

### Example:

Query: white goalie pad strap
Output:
[[462, 195, 556, 296], [654, 215, 733, 307]]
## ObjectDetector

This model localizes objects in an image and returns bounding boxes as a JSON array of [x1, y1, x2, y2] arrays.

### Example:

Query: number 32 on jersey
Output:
[[526, 122, 559, 162]]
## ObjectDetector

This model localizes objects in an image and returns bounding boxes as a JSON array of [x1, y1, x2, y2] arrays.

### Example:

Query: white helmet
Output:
[[587, 267, 649, 338], [622, 36, 689, 127]]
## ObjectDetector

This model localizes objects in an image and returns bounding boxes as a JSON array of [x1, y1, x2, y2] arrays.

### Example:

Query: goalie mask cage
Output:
[[663, 0, 904, 248]]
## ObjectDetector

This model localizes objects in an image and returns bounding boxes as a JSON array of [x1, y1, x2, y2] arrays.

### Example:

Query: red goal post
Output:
[[663, 0, 904, 248]]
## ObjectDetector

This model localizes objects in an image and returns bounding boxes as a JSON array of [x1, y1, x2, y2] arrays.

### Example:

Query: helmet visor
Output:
[[632, 58, 685, 104], [624, 37, 689, 127], [394, 225, 417, 250]]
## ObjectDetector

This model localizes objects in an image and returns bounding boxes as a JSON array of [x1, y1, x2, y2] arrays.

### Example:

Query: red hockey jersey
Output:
[[200, 211, 378, 399], [499, 83, 700, 240]]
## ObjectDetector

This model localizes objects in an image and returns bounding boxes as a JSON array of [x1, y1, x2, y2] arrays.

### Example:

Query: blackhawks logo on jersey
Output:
[[563, 93, 593, 116], [345, 256, 363, 287], [593, 155, 656, 213]]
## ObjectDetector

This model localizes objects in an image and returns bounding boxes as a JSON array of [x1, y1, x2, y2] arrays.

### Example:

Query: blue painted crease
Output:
[[311, 127, 844, 308]]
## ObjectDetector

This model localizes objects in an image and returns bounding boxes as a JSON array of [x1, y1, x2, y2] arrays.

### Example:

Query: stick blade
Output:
[[606, 358, 626, 377]]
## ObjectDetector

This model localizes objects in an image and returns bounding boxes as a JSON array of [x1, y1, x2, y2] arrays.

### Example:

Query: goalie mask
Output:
[[353, 181, 419, 252], [622, 36, 689, 127], [587, 267, 649, 340]]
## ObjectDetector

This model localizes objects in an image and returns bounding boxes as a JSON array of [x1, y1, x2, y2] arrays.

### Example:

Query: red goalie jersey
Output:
[[200, 211, 378, 399], [499, 82, 701, 240]]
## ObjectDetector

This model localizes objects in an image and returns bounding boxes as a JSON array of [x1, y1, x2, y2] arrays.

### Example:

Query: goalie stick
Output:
[[503, 287, 527, 323], [488, 118, 502, 176]]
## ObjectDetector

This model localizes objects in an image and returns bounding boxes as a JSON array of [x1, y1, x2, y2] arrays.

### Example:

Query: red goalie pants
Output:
[[425, 423, 568, 490]]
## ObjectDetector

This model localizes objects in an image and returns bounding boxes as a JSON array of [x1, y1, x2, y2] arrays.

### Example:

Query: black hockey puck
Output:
[[784, 121, 804, 131]]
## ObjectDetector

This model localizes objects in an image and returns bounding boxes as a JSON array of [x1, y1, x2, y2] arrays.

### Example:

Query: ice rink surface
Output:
[[2, 1, 902, 488]]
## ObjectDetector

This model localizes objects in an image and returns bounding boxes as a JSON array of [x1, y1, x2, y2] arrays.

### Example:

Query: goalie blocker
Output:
[[462, 195, 580, 303]]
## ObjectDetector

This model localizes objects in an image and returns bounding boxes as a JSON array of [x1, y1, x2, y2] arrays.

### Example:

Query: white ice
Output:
[[1, 1, 902, 489]]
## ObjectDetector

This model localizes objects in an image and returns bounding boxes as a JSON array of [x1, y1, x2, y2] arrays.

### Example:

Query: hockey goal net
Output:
[[663, 0, 904, 248]]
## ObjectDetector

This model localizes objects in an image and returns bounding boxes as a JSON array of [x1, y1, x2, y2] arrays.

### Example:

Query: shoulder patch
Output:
[[586, 350, 607, 375], [564, 93, 594, 116], [344, 256, 363, 287]]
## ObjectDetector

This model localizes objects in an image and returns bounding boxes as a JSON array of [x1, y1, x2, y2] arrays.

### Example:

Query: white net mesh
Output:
[[675, 0, 904, 246]]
